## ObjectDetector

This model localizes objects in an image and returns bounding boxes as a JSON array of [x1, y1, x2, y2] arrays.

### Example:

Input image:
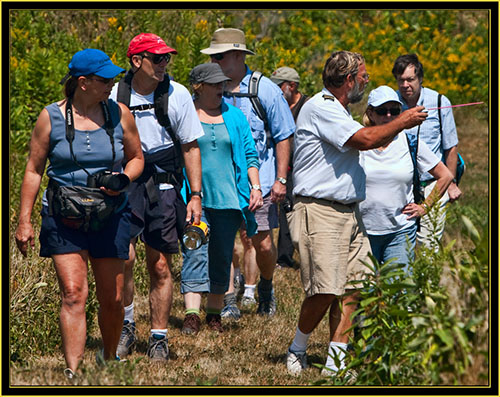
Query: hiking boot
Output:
[[181, 313, 201, 335], [221, 293, 241, 320], [147, 334, 169, 362], [257, 285, 277, 316], [241, 295, 257, 307], [286, 349, 308, 376], [206, 313, 224, 333], [116, 320, 137, 358], [96, 349, 125, 367], [321, 367, 358, 384]]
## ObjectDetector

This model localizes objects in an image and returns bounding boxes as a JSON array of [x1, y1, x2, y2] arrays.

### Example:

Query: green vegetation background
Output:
[[8, 9, 490, 386]]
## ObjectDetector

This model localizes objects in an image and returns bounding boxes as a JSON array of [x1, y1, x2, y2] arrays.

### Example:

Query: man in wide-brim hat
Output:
[[201, 28, 296, 320]]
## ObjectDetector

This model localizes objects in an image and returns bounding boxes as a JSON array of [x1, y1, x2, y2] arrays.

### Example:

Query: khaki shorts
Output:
[[287, 196, 372, 297]]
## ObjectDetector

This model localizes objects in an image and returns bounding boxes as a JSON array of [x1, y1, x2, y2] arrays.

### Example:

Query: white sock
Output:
[[243, 284, 256, 298], [325, 342, 348, 372], [150, 329, 168, 338], [124, 302, 134, 323], [289, 326, 311, 353]]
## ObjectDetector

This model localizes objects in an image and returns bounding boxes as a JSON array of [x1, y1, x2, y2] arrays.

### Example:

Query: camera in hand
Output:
[[87, 171, 130, 192]]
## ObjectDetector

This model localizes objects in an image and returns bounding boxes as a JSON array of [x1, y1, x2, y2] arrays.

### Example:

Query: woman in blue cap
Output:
[[14, 49, 144, 379], [360, 85, 452, 273]]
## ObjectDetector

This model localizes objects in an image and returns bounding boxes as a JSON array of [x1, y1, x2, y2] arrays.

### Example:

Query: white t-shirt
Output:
[[359, 132, 440, 235], [110, 78, 204, 154], [292, 88, 366, 204]]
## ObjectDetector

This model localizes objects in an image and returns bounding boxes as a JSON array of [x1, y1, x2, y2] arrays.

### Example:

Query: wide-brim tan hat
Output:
[[200, 28, 255, 56]]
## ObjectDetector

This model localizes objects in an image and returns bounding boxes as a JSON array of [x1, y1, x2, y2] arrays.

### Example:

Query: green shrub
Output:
[[314, 215, 488, 386]]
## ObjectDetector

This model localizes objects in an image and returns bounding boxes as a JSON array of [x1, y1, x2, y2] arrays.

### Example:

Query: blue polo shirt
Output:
[[398, 87, 458, 182], [222, 66, 295, 196]]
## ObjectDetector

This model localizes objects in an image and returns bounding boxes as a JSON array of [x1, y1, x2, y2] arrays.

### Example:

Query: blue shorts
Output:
[[129, 185, 184, 254], [368, 224, 417, 275], [39, 203, 131, 259]]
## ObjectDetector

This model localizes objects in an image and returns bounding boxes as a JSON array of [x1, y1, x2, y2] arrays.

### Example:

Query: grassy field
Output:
[[8, 106, 489, 388]]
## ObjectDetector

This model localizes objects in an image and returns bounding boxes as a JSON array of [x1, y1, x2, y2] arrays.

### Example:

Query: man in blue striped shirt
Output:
[[392, 54, 462, 250]]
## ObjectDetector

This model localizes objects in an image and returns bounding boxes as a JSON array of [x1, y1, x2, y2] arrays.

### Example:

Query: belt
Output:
[[295, 195, 356, 208]]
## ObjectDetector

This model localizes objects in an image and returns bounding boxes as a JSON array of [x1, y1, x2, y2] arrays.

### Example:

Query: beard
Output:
[[347, 79, 365, 104]]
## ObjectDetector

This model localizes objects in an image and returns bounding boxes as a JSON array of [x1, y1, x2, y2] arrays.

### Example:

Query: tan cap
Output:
[[270, 67, 300, 85], [200, 28, 255, 56]]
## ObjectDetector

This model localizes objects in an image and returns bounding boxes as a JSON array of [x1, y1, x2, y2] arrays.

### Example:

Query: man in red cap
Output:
[[111, 33, 203, 362]]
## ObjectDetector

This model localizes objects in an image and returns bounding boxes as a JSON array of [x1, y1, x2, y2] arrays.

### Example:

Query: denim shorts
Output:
[[181, 208, 242, 295], [39, 203, 131, 259], [368, 224, 417, 274]]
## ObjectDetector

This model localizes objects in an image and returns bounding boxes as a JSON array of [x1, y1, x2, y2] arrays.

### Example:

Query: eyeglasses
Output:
[[211, 53, 226, 61], [87, 77, 114, 84], [373, 107, 401, 116], [142, 53, 171, 64], [205, 82, 226, 87]]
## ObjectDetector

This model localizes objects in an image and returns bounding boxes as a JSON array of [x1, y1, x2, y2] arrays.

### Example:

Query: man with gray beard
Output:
[[285, 50, 428, 376]]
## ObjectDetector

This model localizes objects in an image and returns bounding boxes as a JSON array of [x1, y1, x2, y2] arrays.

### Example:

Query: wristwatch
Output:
[[251, 184, 261, 191], [191, 191, 203, 198], [276, 177, 287, 185]]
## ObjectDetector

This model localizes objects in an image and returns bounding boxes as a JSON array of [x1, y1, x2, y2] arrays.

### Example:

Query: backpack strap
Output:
[[64, 96, 116, 177], [224, 71, 274, 148], [406, 127, 423, 204], [117, 71, 184, 173]]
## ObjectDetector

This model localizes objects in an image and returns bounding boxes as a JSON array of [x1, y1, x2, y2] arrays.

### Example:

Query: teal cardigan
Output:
[[183, 101, 260, 237], [221, 101, 260, 237]]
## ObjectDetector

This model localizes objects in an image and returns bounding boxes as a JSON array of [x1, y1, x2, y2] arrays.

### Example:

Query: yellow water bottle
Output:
[[182, 221, 209, 250]]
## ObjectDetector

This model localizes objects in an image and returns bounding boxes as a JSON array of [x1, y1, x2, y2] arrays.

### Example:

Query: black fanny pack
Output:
[[48, 181, 125, 232], [48, 97, 126, 232]]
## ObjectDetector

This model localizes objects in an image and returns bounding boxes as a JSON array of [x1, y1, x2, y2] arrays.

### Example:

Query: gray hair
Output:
[[322, 51, 365, 89]]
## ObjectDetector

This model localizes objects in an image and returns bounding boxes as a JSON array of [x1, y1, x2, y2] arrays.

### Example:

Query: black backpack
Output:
[[116, 70, 183, 177]]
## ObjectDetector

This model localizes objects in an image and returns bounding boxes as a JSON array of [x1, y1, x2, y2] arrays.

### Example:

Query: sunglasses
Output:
[[211, 53, 226, 61], [87, 77, 114, 84], [142, 53, 171, 64], [373, 107, 401, 116]]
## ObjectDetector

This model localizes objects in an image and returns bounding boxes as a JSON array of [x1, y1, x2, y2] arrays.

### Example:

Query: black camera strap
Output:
[[65, 96, 116, 177]]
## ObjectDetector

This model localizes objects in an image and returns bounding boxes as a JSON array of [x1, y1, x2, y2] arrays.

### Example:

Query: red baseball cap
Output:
[[126, 33, 177, 58]]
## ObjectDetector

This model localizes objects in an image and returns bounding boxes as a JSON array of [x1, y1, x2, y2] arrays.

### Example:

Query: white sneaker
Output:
[[321, 366, 338, 377], [286, 349, 308, 375]]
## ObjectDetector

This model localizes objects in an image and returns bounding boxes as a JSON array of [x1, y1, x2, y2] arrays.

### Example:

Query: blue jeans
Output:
[[181, 208, 242, 295], [367, 224, 417, 275]]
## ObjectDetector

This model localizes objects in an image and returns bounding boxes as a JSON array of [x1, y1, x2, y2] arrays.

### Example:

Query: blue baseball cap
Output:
[[68, 49, 125, 78]]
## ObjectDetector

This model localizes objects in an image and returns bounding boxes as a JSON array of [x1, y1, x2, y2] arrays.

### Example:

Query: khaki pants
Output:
[[417, 180, 449, 252], [287, 196, 372, 297]]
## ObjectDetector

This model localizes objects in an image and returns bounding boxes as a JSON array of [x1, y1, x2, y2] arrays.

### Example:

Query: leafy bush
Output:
[[314, 215, 488, 386]]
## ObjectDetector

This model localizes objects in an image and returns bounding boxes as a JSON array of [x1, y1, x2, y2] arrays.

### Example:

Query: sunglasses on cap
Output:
[[373, 107, 401, 116], [141, 53, 171, 64]]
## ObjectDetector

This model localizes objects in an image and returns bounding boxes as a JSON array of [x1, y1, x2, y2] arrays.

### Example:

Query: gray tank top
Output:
[[46, 99, 125, 187], [41, 99, 124, 206]]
